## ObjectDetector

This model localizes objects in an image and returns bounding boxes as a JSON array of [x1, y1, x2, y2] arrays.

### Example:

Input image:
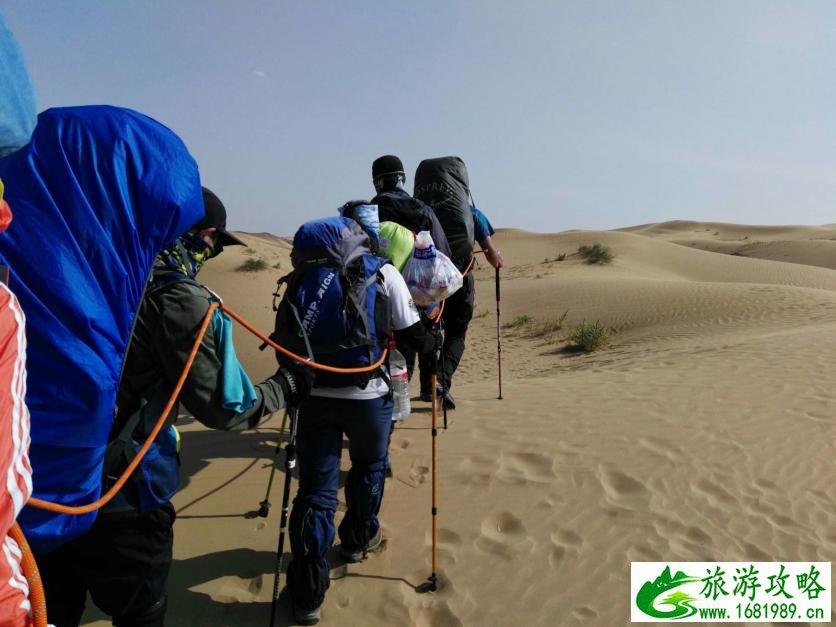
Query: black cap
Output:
[[372, 155, 404, 180], [193, 187, 246, 247]]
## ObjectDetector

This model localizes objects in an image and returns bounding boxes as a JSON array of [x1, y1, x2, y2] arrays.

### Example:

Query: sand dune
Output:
[[81, 222, 836, 626], [620, 220, 836, 271]]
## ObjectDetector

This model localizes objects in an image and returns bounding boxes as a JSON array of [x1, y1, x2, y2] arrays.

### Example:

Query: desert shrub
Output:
[[273, 261, 282, 269], [526, 311, 568, 338], [568, 320, 609, 352], [505, 314, 533, 329], [577, 243, 612, 264], [243, 247, 255, 256], [557, 252, 567, 261], [236, 258, 268, 272]]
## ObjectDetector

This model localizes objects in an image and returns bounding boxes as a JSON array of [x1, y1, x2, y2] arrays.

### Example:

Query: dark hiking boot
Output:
[[419, 390, 433, 403], [339, 527, 384, 564], [440, 390, 456, 410], [293, 604, 321, 626], [279, 587, 321, 626]]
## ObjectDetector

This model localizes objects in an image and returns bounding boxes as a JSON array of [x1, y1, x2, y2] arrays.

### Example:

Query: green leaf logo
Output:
[[636, 566, 701, 619]]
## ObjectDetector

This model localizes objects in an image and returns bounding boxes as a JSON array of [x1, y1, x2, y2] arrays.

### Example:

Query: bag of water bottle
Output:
[[403, 231, 463, 307]]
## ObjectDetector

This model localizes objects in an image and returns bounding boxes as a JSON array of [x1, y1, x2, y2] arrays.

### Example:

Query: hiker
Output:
[[340, 155, 449, 389], [0, 16, 36, 627], [0, 182, 34, 627], [273, 216, 442, 625], [370, 154, 452, 259], [414, 156, 503, 409], [0, 184, 35, 627], [34, 187, 312, 627]]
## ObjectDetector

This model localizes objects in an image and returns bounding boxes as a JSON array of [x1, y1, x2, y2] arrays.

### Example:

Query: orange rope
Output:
[[13, 262, 456, 620], [27, 301, 220, 514], [27, 302, 387, 515], [222, 305, 388, 374], [9, 522, 47, 627]]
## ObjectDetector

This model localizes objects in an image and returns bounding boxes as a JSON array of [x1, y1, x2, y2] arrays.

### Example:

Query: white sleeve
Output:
[[380, 264, 421, 331]]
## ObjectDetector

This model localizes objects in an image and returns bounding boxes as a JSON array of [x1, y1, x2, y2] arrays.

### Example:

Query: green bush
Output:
[[526, 311, 568, 338], [505, 314, 533, 329], [236, 258, 268, 272], [577, 243, 613, 264], [568, 320, 609, 352]]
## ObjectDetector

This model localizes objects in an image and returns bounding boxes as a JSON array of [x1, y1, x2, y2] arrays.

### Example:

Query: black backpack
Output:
[[413, 156, 476, 271]]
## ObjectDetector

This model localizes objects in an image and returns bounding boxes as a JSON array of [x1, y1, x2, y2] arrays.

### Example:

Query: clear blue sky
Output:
[[3, 1, 835, 234]]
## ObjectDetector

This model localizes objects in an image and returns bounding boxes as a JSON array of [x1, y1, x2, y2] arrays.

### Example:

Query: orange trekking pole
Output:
[[417, 346, 441, 594]]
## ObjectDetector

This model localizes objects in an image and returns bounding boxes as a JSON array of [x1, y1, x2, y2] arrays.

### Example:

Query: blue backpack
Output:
[[272, 217, 392, 387]]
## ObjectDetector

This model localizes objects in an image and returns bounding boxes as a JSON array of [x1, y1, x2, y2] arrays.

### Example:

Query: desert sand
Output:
[[81, 221, 836, 626]]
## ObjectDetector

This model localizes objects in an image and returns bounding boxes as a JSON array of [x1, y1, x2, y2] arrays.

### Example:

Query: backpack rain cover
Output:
[[413, 156, 475, 270], [0, 106, 203, 551]]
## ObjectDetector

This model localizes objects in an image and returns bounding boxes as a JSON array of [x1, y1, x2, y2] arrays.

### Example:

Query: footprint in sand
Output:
[[475, 511, 534, 560], [458, 455, 495, 487], [597, 464, 649, 510], [426, 527, 464, 565], [496, 452, 556, 485], [409, 601, 463, 627], [548, 528, 583, 567], [409, 464, 429, 484]]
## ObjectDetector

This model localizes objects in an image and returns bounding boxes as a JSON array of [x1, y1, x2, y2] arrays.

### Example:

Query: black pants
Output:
[[36, 502, 175, 627], [411, 272, 475, 393]]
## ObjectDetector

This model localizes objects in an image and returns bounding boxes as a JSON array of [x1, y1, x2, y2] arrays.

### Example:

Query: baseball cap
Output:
[[193, 186, 245, 247]]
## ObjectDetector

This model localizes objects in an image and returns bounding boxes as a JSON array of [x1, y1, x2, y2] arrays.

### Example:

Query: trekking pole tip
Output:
[[416, 573, 439, 594]]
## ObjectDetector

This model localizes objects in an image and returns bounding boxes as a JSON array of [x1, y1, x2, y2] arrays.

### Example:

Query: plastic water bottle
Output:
[[389, 341, 411, 421]]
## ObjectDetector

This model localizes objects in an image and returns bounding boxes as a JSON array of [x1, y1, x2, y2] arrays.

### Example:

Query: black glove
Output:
[[272, 365, 314, 407], [430, 326, 445, 353]]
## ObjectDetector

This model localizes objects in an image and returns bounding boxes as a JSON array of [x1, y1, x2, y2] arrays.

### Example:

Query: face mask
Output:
[[159, 232, 214, 279]]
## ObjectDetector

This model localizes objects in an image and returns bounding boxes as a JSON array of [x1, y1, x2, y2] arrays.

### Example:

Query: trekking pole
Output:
[[495, 267, 503, 400], [418, 352, 440, 594], [269, 407, 299, 627], [258, 409, 289, 518]]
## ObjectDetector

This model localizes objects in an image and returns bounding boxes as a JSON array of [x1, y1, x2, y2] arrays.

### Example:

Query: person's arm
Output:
[[382, 265, 442, 354], [151, 282, 303, 431], [471, 207, 503, 269], [480, 234, 504, 269]]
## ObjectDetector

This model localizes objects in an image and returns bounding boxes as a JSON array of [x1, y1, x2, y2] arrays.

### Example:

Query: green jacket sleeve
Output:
[[150, 281, 285, 431]]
